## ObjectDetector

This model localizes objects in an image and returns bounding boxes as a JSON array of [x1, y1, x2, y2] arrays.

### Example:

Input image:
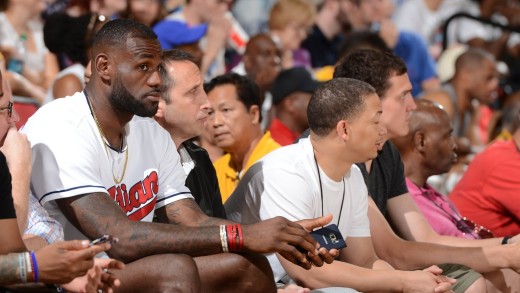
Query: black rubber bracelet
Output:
[[502, 236, 512, 245]]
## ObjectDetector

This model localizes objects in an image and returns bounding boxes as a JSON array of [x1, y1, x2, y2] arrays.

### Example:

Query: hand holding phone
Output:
[[310, 224, 346, 251], [90, 235, 119, 246]]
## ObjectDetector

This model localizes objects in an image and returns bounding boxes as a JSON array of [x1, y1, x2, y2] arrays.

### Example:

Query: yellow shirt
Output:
[[314, 65, 334, 82], [214, 131, 281, 203]]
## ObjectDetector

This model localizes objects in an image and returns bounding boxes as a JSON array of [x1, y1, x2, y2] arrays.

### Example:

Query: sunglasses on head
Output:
[[456, 217, 494, 239]]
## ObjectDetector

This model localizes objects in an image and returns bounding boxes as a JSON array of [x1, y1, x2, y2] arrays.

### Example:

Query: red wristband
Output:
[[226, 225, 236, 252], [236, 224, 243, 251]]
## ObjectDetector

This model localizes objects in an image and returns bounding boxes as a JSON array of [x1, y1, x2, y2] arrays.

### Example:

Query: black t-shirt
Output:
[[183, 141, 227, 219], [0, 151, 16, 219], [301, 25, 344, 68], [355, 141, 408, 215]]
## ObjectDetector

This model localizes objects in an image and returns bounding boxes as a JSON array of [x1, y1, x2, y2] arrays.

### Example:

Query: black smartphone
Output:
[[90, 235, 118, 246], [310, 224, 346, 250]]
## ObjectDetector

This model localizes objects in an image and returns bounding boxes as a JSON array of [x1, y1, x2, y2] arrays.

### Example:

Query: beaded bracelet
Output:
[[30, 251, 39, 283]]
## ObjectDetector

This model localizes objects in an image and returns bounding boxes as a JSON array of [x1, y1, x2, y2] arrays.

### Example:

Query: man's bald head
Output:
[[394, 99, 450, 154], [244, 33, 277, 56], [243, 33, 281, 91], [394, 99, 457, 176]]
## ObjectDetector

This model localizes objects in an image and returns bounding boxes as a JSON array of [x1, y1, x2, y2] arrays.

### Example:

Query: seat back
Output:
[[13, 96, 39, 129]]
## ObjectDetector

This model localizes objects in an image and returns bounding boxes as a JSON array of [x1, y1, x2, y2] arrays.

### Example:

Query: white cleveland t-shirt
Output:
[[22, 91, 193, 241], [226, 137, 370, 282]]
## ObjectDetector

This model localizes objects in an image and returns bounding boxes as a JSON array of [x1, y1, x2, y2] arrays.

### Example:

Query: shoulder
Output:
[[23, 92, 89, 133], [256, 139, 313, 176], [474, 141, 516, 163], [257, 132, 282, 151], [183, 141, 211, 161], [214, 153, 232, 170], [378, 141, 402, 163], [348, 164, 367, 186]]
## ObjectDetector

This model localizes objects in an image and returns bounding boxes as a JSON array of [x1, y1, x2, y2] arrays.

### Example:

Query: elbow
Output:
[[105, 244, 140, 263], [293, 273, 329, 290], [373, 238, 410, 270]]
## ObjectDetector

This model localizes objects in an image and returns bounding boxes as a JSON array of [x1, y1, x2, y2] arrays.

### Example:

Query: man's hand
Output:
[[1, 125, 32, 231], [1, 125, 31, 166], [401, 270, 454, 293], [36, 240, 112, 284], [242, 215, 335, 270], [296, 214, 338, 264], [422, 265, 456, 286], [61, 258, 125, 293]]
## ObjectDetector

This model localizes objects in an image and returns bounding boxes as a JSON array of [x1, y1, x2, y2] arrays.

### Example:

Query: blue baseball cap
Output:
[[153, 20, 208, 49]]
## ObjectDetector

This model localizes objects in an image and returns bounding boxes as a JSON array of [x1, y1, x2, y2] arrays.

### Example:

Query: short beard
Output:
[[109, 77, 158, 117]]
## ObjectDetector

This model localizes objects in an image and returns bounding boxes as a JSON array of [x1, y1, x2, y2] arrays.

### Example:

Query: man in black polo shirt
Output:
[[155, 49, 226, 218]]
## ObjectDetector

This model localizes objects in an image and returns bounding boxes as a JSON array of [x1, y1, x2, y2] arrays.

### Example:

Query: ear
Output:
[[243, 55, 252, 72], [155, 99, 166, 119], [283, 95, 296, 112], [335, 120, 349, 140], [94, 53, 110, 83], [249, 105, 260, 124], [413, 131, 426, 152]]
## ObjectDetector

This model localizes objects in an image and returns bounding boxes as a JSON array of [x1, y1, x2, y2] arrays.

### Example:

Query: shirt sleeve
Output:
[[25, 118, 108, 206], [155, 128, 193, 209], [25, 194, 64, 243]]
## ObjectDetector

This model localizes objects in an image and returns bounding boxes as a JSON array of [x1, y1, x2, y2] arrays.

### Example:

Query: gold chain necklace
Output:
[[85, 91, 129, 185]]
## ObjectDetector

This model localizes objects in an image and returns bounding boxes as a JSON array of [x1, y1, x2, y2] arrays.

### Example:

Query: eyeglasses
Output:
[[85, 13, 107, 45], [0, 101, 13, 118], [455, 217, 494, 239]]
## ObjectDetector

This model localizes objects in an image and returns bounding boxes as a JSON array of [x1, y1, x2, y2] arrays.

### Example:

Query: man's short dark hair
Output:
[[338, 31, 391, 61], [308, 77, 375, 136], [160, 49, 198, 103], [334, 49, 407, 98], [91, 18, 157, 57], [205, 73, 263, 123], [454, 48, 495, 74]]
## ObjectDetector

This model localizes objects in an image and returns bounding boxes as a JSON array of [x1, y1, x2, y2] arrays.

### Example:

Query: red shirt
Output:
[[268, 118, 300, 146], [450, 140, 520, 237]]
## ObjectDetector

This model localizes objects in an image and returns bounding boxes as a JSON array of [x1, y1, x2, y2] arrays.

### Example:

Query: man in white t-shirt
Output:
[[22, 19, 335, 292], [226, 78, 454, 292]]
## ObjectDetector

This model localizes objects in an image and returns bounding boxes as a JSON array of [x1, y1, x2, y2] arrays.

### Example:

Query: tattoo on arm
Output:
[[158, 199, 231, 227], [57, 193, 227, 261]]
